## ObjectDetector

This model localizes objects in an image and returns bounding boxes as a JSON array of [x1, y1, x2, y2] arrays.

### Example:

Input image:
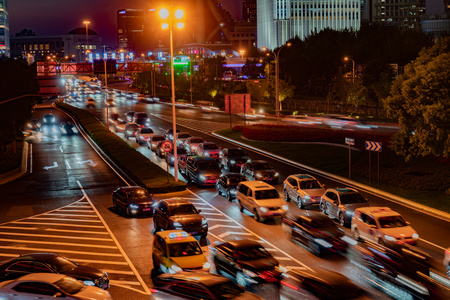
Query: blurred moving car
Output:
[[155, 140, 167, 158], [195, 142, 221, 160], [236, 181, 287, 222], [218, 148, 248, 171], [147, 135, 165, 151], [86, 98, 95, 108], [153, 198, 208, 238], [211, 239, 282, 287], [444, 247, 450, 278], [0, 253, 109, 289], [165, 147, 188, 166], [0, 273, 112, 300], [184, 136, 204, 154], [321, 114, 372, 130], [135, 117, 151, 128], [176, 132, 192, 146], [152, 271, 263, 300], [152, 231, 209, 275], [280, 268, 366, 300], [113, 119, 127, 133], [105, 98, 116, 107], [352, 207, 418, 248], [241, 160, 280, 184], [132, 112, 149, 122], [124, 123, 139, 140], [283, 212, 348, 256], [42, 113, 57, 125], [112, 186, 154, 217], [283, 174, 325, 209], [135, 127, 155, 145], [59, 122, 78, 135], [125, 111, 135, 122], [320, 188, 370, 227], [184, 156, 221, 186], [109, 113, 119, 121], [216, 173, 248, 201], [26, 119, 41, 131], [164, 129, 180, 141]]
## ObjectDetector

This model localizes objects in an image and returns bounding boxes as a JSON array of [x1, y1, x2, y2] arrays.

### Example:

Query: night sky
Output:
[[9, 0, 444, 47]]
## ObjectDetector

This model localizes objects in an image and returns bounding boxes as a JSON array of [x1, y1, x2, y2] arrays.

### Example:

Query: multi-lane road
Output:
[[0, 90, 449, 299]]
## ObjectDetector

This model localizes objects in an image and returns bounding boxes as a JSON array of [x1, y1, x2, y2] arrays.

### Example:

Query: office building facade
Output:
[[0, 0, 9, 57], [257, 0, 361, 50], [243, 0, 257, 23], [372, 0, 426, 29]]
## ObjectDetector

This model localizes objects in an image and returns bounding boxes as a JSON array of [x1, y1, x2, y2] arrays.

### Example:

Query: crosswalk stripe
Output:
[[12, 221, 105, 228], [44, 228, 108, 235], [45, 213, 98, 217], [0, 238, 117, 249], [0, 232, 113, 241], [73, 259, 128, 265], [0, 247, 122, 257], [103, 270, 135, 275], [110, 280, 142, 286], [0, 226, 38, 230], [29, 217, 102, 222]]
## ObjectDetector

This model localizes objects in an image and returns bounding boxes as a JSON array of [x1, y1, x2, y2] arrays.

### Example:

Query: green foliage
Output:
[[384, 37, 450, 160], [362, 60, 396, 107]]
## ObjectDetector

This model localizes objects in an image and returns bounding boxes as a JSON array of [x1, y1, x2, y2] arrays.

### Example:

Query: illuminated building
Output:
[[117, 9, 145, 52], [0, 0, 9, 57], [243, 0, 257, 23], [372, 0, 426, 29]]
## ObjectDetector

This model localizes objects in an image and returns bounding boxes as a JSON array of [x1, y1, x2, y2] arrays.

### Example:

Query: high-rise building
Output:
[[0, 0, 9, 57], [117, 9, 145, 52], [243, 0, 257, 23], [257, 0, 361, 50], [372, 0, 426, 29]]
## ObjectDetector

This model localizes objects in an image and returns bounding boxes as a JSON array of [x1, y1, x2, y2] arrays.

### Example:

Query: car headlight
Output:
[[170, 157, 175, 162], [260, 207, 268, 213], [129, 204, 139, 209], [230, 190, 237, 195], [72, 128, 78, 133], [345, 210, 354, 216], [201, 219, 208, 226], [204, 152, 210, 157], [202, 262, 210, 270], [282, 205, 288, 210], [385, 235, 397, 241], [199, 175, 206, 181], [83, 280, 96, 286], [43, 119, 47, 123], [169, 263, 182, 274], [314, 238, 333, 248], [274, 172, 279, 177], [230, 160, 236, 164], [255, 172, 263, 178], [52, 117, 55, 122], [172, 222, 183, 229], [304, 195, 311, 200], [412, 233, 419, 239], [243, 269, 258, 278]]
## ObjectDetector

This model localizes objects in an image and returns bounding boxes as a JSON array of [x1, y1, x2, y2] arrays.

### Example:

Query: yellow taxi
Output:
[[152, 230, 210, 275]]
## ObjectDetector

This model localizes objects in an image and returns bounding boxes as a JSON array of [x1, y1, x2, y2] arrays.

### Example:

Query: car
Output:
[[152, 230, 209, 275], [132, 112, 149, 122], [218, 148, 248, 171], [105, 98, 116, 107], [124, 122, 139, 140], [165, 147, 188, 166], [86, 98, 95, 108], [195, 142, 221, 160], [283, 174, 325, 209], [112, 186, 154, 217], [282, 212, 348, 256], [184, 156, 221, 186], [135, 127, 155, 145], [280, 268, 366, 300], [153, 271, 263, 300], [26, 119, 41, 131], [0, 253, 109, 289], [125, 111, 135, 122], [236, 181, 288, 222], [351, 207, 419, 247], [109, 113, 119, 121], [155, 140, 167, 158], [241, 160, 280, 184], [211, 239, 282, 287], [176, 132, 191, 146], [444, 247, 450, 278], [153, 198, 208, 238], [184, 136, 205, 154], [164, 128, 180, 141], [0, 273, 112, 300], [147, 135, 165, 151], [177, 154, 195, 175], [113, 119, 127, 133], [59, 122, 78, 135], [216, 173, 248, 201], [320, 188, 370, 227], [42, 113, 57, 125]]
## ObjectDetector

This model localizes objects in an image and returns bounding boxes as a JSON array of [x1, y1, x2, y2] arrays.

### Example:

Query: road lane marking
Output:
[[0, 246, 122, 257], [45, 228, 108, 234], [65, 160, 71, 169], [219, 232, 253, 238], [59, 146, 63, 153], [11, 221, 105, 228], [204, 218, 234, 222], [0, 226, 37, 230], [0, 238, 118, 249], [28, 217, 102, 222], [109, 280, 142, 286], [72, 259, 128, 265], [45, 213, 98, 217], [0, 232, 113, 241], [43, 161, 58, 170], [197, 212, 223, 216], [419, 238, 447, 251], [103, 270, 135, 275], [54, 210, 97, 213], [209, 225, 242, 230]]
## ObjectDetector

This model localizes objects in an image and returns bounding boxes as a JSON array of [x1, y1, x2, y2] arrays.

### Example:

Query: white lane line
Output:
[[197, 207, 215, 210], [206, 232, 224, 242], [65, 160, 71, 169], [109, 280, 142, 286], [59, 146, 63, 153], [45, 228, 108, 235], [102, 270, 135, 275], [219, 232, 253, 238], [285, 266, 308, 270], [419, 238, 447, 251], [205, 218, 234, 222], [28, 217, 102, 222], [0, 226, 37, 230], [0, 246, 122, 257], [187, 190, 312, 271], [0, 254, 17, 258], [197, 212, 223, 216], [55, 210, 96, 213], [209, 225, 242, 230], [0, 232, 113, 241], [11, 221, 105, 229], [45, 213, 98, 218], [77, 181, 150, 295], [73, 259, 128, 265], [273, 257, 292, 261], [0, 238, 117, 249]]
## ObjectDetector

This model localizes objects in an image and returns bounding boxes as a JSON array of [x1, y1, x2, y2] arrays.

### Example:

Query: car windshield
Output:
[[127, 124, 139, 130], [228, 177, 247, 185], [140, 128, 153, 134], [378, 216, 407, 228], [128, 190, 149, 198], [253, 162, 273, 170], [170, 204, 198, 215], [198, 161, 220, 170], [228, 149, 246, 157], [53, 276, 84, 295], [299, 180, 322, 189], [47, 257, 77, 273], [152, 136, 165, 141], [168, 242, 202, 257], [178, 134, 190, 138], [236, 246, 270, 260], [191, 138, 203, 143], [339, 193, 366, 204], [203, 144, 219, 150], [254, 189, 279, 200], [136, 118, 148, 124], [209, 281, 245, 300], [170, 148, 187, 155]]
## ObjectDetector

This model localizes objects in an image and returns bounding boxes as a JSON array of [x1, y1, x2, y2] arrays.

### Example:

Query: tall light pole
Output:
[[344, 57, 355, 82], [159, 3, 184, 182], [83, 21, 90, 61], [104, 58, 109, 131]]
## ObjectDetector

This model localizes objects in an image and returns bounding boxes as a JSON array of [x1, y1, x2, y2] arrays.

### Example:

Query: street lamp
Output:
[[344, 57, 355, 82], [159, 3, 184, 182], [83, 21, 90, 61], [239, 50, 245, 59], [263, 42, 291, 125]]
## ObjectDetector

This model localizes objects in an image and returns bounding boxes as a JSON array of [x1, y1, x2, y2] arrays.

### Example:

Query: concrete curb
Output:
[[0, 142, 29, 185], [211, 132, 450, 222]]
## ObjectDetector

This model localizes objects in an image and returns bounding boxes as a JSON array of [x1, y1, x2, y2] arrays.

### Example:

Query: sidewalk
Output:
[[0, 142, 29, 185]]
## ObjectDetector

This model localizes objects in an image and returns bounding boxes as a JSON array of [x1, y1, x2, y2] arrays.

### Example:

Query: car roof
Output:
[[292, 174, 315, 180], [119, 186, 148, 192], [192, 156, 217, 162], [224, 239, 263, 249], [200, 142, 217, 145], [331, 187, 358, 194], [354, 206, 398, 217], [239, 181, 274, 189], [156, 230, 197, 244], [162, 198, 192, 206], [15, 273, 66, 282], [158, 271, 230, 287], [223, 173, 246, 178]]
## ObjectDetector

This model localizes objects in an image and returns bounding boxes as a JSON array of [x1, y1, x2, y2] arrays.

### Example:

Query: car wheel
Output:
[[284, 190, 290, 202], [309, 241, 322, 257], [113, 200, 118, 212], [238, 200, 244, 212], [227, 191, 232, 202], [126, 206, 132, 217], [378, 239, 385, 246], [353, 229, 361, 241], [297, 197, 304, 209], [217, 187, 222, 196], [339, 213, 346, 227], [320, 202, 327, 215], [236, 271, 247, 287], [253, 209, 261, 222], [153, 220, 161, 233]]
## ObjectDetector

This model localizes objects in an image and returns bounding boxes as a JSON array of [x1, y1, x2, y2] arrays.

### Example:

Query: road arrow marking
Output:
[[59, 146, 63, 153], [77, 159, 97, 167], [43, 162, 58, 170]]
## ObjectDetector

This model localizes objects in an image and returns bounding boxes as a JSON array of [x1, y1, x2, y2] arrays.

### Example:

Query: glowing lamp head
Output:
[[286, 42, 292, 47], [175, 9, 184, 19], [159, 8, 169, 19], [162, 23, 169, 29], [344, 57, 349, 61], [176, 22, 184, 29]]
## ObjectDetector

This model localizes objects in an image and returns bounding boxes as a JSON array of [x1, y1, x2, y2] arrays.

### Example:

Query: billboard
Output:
[[224, 94, 251, 114]]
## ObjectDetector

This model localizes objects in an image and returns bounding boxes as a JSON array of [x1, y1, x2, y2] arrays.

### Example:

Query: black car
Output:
[[153, 199, 208, 238], [241, 160, 280, 184], [59, 122, 78, 135], [0, 253, 109, 289], [42, 113, 56, 125], [185, 156, 221, 187], [219, 148, 248, 171], [280, 268, 366, 300], [152, 271, 263, 300], [125, 111, 136, 122], [26, 119, 41, 131], [164, 128, 180, 141], [112, 186, 154, 217], [282, 212, 348, 256], [135, 117, 151, 128], [211, 239, 282, 287], [155, 140, 167, 158], [216, 173, 248, 201], [165, 147, 188, 166]]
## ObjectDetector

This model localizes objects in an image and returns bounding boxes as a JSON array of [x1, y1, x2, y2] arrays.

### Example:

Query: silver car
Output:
[[176, 132, 191, 146], [195, 142, 221, 160], [184, 137, 205, 154], [283, 174, 325, 209]]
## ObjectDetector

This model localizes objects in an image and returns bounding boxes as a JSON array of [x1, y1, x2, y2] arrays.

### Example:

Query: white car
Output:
[[184, 137, 204, 154], [176, 132, 191, 146], [0, 273, 112, 300], [283, 174, 325, 209], [135, 127, 155, 145], [195, 142, 220, 160], [351, 207, 419, 247]]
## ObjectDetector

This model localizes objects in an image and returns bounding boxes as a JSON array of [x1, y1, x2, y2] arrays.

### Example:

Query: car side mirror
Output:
[[406, 221, 411, 225], [294, 186, 298, 190], [321, 184, 325, 188], [333, 201, 338, 205], [369, 225, 377, 229], [198, 209, 202, 213], [53, 292, 63, 297]]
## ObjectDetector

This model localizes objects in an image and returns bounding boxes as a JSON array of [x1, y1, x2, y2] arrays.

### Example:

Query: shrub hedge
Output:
[[55, 102, 186, 193]]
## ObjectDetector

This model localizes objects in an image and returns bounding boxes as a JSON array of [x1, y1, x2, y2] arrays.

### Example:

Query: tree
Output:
[[383, 37, 450, 160], [362, 60, 396, 108]]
